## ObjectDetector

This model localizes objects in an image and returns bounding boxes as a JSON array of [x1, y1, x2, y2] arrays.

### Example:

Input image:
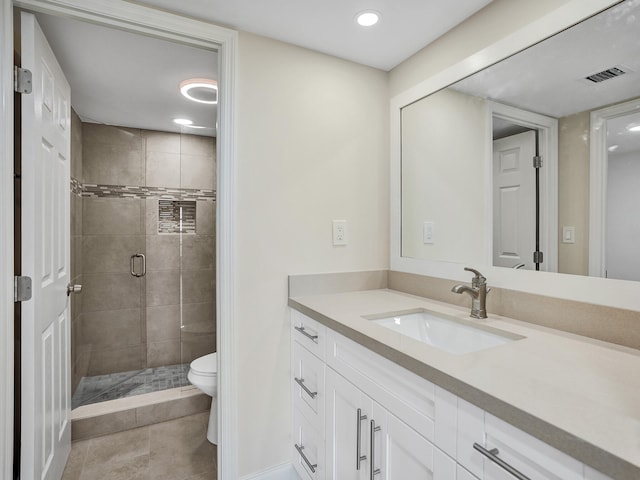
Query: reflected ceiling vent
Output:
[[585, 66, 629, 83]]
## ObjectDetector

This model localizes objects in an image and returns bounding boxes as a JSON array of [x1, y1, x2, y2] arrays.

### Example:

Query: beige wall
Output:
[[236, 32, 389, 476], [558, 111, 590, 275], [401, 88, 488, 263], [389, 0, 574, 97]]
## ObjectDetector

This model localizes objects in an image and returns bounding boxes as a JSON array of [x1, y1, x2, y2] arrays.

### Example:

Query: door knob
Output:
[[66, 284, 82, 296]]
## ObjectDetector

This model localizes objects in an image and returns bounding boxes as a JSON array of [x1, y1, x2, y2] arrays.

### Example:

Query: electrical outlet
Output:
[[332, 220, 347, 246]]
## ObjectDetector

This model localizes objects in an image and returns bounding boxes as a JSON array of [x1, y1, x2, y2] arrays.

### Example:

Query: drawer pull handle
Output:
[[295, 443, 317, 473], [370, 420, 381, 479], [356, 408, 367, 470], [294, 325, 319, 342], [473, 443, 532, 480], [294, 377, 318, 399]]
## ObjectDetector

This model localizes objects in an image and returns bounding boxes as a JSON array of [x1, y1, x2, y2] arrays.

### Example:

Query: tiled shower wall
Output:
[[71, 110, 85, 392], [72, 122, 216, 386]]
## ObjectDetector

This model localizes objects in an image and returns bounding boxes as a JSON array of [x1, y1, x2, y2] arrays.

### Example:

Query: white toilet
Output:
[[187, 352, 218, 444]]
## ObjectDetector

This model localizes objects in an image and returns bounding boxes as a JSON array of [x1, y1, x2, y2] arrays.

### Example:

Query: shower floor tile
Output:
[[72, 363, 191, 408]]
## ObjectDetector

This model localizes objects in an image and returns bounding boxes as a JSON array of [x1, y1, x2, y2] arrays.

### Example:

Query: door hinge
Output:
[[533, 156, 542, 168], [14, 66, 33, 94], [14, 276, 32, 302], [533, 251, 544, 264]]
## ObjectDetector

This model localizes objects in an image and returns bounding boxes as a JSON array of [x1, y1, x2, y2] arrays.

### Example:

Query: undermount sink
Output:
[[364, 309, 522, 355]]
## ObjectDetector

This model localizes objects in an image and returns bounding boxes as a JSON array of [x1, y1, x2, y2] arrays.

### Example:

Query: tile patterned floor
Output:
[[72, 364, 191, 408], [62, 412, 216, 480]]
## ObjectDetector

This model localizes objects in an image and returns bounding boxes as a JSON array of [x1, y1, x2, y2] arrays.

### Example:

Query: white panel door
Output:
[[492, 131, 536, 269], [20, 12, 71, 480], [371, 401, 455, 480], [325, 368, 372, 480]]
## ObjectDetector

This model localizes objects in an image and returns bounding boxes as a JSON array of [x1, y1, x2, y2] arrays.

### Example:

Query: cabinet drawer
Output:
[[293, 340, 325, 429], [326, 329, 436, 442], [483, 413, 583, 480], [292, 310, 326, 360], [293, 409, 325, 480]]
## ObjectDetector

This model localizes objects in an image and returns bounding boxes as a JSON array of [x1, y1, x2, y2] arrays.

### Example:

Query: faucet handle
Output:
[[464, 267, 486, 287]]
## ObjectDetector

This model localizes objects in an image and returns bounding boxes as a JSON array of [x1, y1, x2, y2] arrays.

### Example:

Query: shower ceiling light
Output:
[[180, 78, 218, 104], [356, 10, 380, 27], [173, 118, 193, 126]]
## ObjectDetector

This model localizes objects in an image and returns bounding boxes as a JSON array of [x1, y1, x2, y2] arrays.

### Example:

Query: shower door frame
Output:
[[0, 1, 238, 479]]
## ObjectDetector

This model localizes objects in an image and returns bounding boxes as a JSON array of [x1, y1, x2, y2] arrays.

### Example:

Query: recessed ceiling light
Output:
[[608, 144, 619, 152], [173, 118, 193, 126], [627, 124, 640, 132], [180, 78, 218, 104], [356, 10, 380, 27]]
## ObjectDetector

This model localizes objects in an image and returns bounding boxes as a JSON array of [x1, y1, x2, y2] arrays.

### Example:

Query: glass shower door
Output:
[[178, 126, 217, 385]]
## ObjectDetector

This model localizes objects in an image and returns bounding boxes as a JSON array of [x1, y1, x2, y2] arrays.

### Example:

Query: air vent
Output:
[[585, 66, 627, 83]]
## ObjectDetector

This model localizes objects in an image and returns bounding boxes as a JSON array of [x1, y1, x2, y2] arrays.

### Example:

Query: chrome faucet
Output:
[[451, 267, 489, 319]]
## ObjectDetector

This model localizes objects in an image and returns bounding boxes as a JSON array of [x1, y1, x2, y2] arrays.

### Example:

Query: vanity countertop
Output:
[[289, 288, 640, 480]]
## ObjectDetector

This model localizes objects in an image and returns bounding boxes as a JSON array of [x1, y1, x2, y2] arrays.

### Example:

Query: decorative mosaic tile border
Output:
[[75, 183, 216, 201]]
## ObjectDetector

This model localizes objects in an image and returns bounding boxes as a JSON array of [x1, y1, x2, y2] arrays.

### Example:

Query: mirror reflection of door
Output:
[[492, 129, 537, 270], [605, 111, 640, 281]]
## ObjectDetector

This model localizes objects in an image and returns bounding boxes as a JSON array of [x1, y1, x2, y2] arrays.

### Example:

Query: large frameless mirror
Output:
[[400, 0, 640, 281]]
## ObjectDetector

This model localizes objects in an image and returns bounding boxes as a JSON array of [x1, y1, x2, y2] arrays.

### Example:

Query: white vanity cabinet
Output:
[[292, 312, 327, 480], [291, 309, 616, 480], [370, 400, 456, 479], [456, 396, 613, 480], [325, 368, 372, 480], [292, 308, 454, 480], [325, 368, 455, 480]]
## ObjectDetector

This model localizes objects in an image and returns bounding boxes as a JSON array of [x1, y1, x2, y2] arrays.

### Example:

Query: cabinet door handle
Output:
[[294, 325, 318, 342], [370, 420, 381, 479], [294, 377, 318, 399], [356, 408, 367, 470], [295, 443, 317, 473], [473, 443, 532, 480]]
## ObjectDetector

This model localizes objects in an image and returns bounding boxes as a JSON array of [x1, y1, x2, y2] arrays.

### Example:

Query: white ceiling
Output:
[[36, 13, 218, 136], [33, 0, 492, 136], [452, 0, 640, 119], [130, 0, 492, 71]]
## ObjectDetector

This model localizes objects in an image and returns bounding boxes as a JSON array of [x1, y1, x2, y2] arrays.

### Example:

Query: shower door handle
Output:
[[130, 254, 146, 277]]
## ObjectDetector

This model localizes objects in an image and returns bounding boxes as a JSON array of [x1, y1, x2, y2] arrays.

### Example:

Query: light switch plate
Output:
[[562, 226, 575, 244], [423, 221, 435, 244]]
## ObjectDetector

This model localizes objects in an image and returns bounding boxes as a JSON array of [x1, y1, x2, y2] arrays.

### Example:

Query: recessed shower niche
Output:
[[158, 200, 197, 234]]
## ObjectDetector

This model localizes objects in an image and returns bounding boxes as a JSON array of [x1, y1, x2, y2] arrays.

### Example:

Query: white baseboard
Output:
[[240, 462, 300, 480]]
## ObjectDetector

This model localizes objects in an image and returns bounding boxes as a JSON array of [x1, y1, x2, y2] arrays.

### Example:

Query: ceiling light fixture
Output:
[[356, 10, 380, 27], [180, 78, 218, 104], [173, 118, 193, 126], [627, 124, 640, 132]]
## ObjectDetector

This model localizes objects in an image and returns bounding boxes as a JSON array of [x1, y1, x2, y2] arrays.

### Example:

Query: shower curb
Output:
[[71, 386, 210, 441]]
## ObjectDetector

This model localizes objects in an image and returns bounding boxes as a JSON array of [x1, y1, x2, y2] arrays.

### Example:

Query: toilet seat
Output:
[[190, 352, 217, 377]]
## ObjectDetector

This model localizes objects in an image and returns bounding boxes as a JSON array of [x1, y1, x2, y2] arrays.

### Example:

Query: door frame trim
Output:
[[0, 0, 15, 478], [0, 1, 238, 478], [589, 97, 640, 278], [489, 101, 559, 273]]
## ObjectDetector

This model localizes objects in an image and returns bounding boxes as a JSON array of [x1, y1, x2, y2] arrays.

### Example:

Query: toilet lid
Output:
[[190, 352, 217, 376]]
